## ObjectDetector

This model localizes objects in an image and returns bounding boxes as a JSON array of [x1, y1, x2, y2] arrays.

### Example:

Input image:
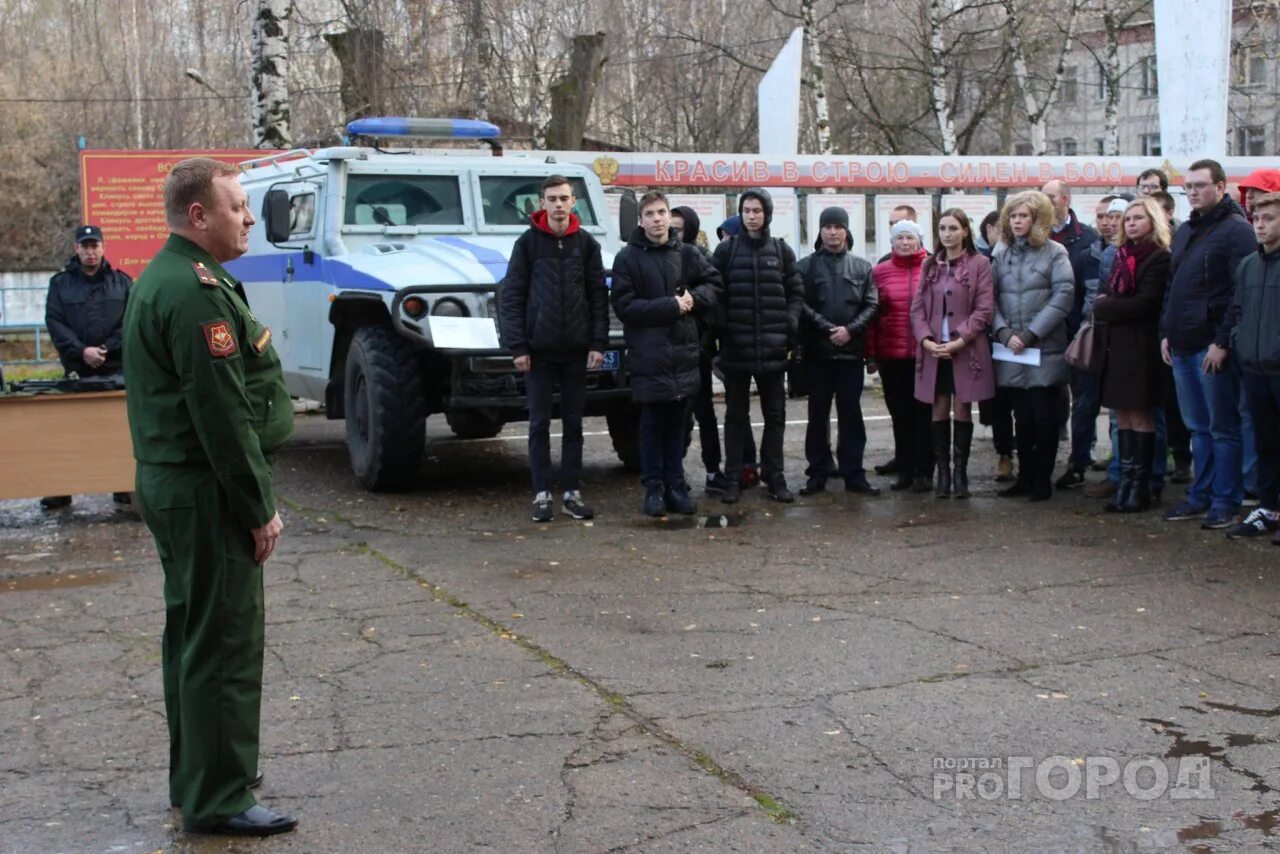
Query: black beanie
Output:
[[819, 206, 849, 231]]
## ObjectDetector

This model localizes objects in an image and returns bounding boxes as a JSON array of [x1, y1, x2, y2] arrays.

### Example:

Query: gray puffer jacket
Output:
[[991, 237, 1075, 389]]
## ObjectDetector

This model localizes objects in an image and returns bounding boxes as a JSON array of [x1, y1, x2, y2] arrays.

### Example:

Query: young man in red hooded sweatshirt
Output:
[[499, 176, 609, 522]]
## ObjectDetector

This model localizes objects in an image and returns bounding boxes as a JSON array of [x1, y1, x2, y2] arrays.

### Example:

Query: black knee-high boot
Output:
[[1105, 429, 1135, 513], [952, 421, 973, 499], [998, 424, 1034, 497], [932, 421, 952, 498]]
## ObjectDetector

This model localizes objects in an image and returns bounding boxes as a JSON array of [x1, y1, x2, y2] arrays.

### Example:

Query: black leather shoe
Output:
[[798, 477, 826, 495], [844, 479, 881, 496], [767, 480, 795, 503], [187, 804, 297, 836], [873, 459, 899, 476], [889, 476, 913, 491]]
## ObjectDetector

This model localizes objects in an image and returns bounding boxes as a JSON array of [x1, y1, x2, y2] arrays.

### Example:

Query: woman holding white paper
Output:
[[991, 190, 1076, 501]]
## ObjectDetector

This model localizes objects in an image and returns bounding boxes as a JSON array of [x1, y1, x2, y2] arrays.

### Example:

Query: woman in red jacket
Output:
[[910, 209, 996, 498], [868, 220, 932, 491]]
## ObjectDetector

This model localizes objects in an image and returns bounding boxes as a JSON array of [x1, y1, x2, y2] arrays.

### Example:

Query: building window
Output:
[[1236, 126, 1266, 156], [1235, 44, 1266, 86], [1141, 133, 1161, 156], [1140, 55, 1159, 97], [1095, 138, 1106, 155], [1057, 138, 1078, 156], [1014, 142, 1032, 156], [1060, 66, 1078, 105]]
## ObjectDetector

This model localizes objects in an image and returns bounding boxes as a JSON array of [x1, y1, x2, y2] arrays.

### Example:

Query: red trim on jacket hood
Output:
[[530, 209, 581, 236]]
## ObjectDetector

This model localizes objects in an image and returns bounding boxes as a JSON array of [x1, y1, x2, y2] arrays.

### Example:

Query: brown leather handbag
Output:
[[1065, 321, 1103, 372]]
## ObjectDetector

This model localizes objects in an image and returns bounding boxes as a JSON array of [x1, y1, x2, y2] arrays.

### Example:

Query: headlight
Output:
[[402, 296, 428, 319], [431, 298, 468, 317]]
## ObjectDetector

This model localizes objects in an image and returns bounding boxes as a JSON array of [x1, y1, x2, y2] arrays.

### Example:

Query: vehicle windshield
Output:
[[478, 176, 598, 227], [344, 174, 464, 226]]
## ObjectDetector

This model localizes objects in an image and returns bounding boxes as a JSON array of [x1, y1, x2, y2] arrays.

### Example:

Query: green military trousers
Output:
[[137, 463, 264, 829]]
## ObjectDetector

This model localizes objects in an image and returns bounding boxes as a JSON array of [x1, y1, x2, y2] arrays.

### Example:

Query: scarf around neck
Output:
[[1108, 238, 1158, 296]]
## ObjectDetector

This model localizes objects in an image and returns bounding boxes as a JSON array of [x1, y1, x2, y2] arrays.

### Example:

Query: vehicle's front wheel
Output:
[[606, 402, 641, 471], [344, 326, 426, 491]]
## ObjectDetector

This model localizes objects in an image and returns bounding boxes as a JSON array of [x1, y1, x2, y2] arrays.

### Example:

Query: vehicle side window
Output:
[[344, 175, 464, 226], [289, 193, 316, 236], [478, 176, 598, 227]]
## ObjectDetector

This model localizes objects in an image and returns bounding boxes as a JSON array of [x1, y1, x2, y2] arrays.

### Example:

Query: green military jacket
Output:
[[123, 234, 292, 529]]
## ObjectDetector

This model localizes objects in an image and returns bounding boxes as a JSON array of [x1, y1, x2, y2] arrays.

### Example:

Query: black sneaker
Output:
[[1200, 508, 1238, 530], [1054, 467, 1086, 489], [1163, 500, 1208, 522], [721, 483, 741, 504], [798, 477, 826, 496], [562, 491, 595, 520], [644, 487, 666, 517], [1226, 508, 1279, 539], [665, 485, 697, 515], [532, 492, 554, 523], [704, 471, 732, 494], [767, 480, 795, 503]]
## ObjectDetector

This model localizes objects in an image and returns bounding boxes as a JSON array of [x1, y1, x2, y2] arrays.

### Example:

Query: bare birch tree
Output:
[[1004, 0, 1084, 155], [252, 0, 293, 148]]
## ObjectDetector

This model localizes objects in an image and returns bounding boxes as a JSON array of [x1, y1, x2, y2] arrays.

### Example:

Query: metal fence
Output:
[[0, 273, 56, 365]]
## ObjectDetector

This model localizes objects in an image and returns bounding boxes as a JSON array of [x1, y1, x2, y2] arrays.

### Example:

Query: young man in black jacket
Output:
[[499, 176, 609, 523], [711, 188, 805, 503], [1161, 159, 1259, 530], [612, 192, 718, 516], [797, 207, 881, 496], [1225, 192, 1280, 543]]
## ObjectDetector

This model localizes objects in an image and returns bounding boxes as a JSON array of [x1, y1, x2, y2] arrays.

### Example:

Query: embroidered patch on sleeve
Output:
[[252, 326, 272, 354], [203, 320, 238, 358], [192, 262, 219, 287]]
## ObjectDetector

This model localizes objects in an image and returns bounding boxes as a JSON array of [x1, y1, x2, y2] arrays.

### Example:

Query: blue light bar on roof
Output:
[[345, 117, 502, 139]]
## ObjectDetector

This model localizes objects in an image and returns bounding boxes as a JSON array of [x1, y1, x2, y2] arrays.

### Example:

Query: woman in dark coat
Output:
[[1092, 196, 1172, 513], [911, 209, 996, 498]]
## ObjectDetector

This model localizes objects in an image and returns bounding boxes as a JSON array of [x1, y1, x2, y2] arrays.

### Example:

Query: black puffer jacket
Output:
[[1162, 194, 1257, 354], [710, 189, 804, 373], [45, 255, 132, 376], [498, 211, 608, 358], [611, 226, 718, 403], [798, 241, 878, 360], [1050, 210, 1099, 335]]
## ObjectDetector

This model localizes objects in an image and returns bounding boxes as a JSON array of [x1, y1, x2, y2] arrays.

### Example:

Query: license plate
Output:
[[591, 350, 620, 372]]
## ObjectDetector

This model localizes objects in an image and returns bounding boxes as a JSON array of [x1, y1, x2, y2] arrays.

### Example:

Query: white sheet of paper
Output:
[[991, 342, 1041, 366], [428, 316, 500, 349]]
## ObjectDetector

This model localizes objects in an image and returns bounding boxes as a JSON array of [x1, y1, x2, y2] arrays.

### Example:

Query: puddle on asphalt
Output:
[[1, 569, 123, 594], [1179, 808, 1280, 847], [1203, 700, 1280, 717], [1144, 717, 1275, 795]]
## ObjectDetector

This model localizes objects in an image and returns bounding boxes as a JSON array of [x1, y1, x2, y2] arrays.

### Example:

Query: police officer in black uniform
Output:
[[40, 224, 132, 509]]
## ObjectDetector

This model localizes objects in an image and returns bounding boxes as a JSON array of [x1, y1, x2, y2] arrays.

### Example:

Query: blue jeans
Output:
[[1171, 349, 1243, 512], [526, 355, 587, 495], [1106, 408, 1169, 491], [1069, 368, 1101, 468], [640, 399, 691, 490]]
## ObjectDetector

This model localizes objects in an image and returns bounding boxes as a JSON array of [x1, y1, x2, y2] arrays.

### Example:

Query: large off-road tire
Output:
[[344, 326, 426, 491], [606, 402, 641, 471], [446, 409, 505, 440]]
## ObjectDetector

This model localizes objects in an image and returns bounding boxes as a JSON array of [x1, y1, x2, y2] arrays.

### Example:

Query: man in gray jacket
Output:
[[797, 207, 881, 495]]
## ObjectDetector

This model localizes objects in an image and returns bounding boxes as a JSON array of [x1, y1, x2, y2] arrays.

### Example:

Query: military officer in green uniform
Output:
[[122, 157, 297, 837]]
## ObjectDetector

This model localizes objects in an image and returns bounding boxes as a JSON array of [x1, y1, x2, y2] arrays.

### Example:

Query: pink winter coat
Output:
[[910, 251, 996, 404]]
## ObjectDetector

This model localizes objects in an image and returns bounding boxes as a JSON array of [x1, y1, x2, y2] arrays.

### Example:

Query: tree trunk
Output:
[[252, 0, 292, 149], [464, 0, 491, 121], [545, 32, 607, 150], [324, 28, 387, 121], [1102, 10, 1121, 155], [1004, 0, 1079, 155], [802, 0, 832, 157], [927, 0, 958, 155]]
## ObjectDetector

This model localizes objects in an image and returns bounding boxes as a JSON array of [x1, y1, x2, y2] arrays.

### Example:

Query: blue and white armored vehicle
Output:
[[227, 118, 640, 490]]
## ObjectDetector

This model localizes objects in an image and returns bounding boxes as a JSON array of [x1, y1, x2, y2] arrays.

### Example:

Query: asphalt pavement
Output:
[[2, 396, 1279, 852]]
